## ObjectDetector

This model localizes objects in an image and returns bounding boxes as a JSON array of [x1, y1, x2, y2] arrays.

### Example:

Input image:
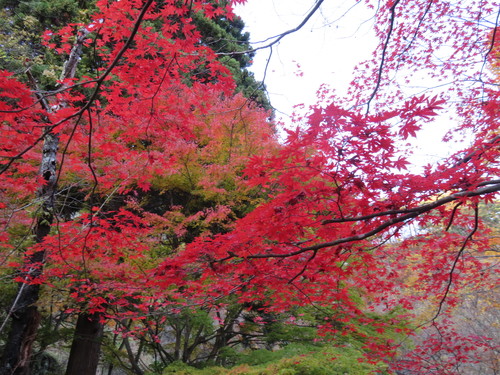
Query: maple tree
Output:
[[0, 0, 500, 374], [154, 0, 500, 373], [0, 0, 274, 373]]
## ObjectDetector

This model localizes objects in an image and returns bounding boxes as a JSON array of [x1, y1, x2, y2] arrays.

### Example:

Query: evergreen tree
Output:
[[0, 0, 95, 85], [192, 10, 271, 110]]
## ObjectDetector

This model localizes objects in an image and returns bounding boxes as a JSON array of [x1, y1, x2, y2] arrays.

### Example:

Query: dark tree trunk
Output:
[[0, 30, 88, 375], [65, 313, 104, 375], [0, 129, 58, 375], [0, 293, 42, 375]]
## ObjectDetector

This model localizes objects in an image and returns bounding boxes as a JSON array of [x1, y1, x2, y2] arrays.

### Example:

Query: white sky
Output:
[[234, 0, 377, 119], [234, 0, 458, 167]]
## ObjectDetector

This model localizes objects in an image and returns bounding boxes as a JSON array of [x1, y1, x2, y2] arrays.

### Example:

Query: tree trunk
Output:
[[0, 128, 58, 375], [0, 293, 42, 375], [65, 313, 104, 375], [0, 30, 88, 375]]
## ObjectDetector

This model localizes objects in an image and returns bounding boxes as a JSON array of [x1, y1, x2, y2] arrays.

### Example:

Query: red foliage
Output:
[[1, 0, 499, 373]]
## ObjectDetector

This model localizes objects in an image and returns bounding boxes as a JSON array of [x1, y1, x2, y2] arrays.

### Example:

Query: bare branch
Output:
[[365, 0, 402, 113], [287, 250, 317, 284], [322, 180, 500, 225], [398, 0, 434, 58], [217, 0, 325, 56], [480, 6, 500, 78]]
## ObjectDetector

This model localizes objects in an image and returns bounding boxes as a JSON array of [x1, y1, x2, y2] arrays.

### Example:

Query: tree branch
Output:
[[322, 180, 500, 225], [217, 0, 325, 56], [220, 181, 500, 261], [365, 0, 402, 113], [431, 203, 479, 322]]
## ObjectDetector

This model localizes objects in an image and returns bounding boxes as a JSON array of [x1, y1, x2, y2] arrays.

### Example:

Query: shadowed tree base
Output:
[[65, 313, 104, 375]]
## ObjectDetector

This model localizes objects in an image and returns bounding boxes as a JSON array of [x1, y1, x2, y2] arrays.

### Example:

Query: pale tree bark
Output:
[[0, 29, 88, 375]]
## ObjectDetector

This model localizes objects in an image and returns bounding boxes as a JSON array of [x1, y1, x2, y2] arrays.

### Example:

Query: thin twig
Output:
[[216, 0, 325, 56], [287, 250, 318, 284], [445, 202, 462, 232]]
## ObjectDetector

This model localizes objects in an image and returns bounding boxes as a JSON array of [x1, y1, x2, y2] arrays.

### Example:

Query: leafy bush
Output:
[[161, 346, 389, 375]]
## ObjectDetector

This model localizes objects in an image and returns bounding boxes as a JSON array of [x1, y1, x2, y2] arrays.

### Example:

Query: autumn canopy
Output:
[[0, 0, 499, 374]]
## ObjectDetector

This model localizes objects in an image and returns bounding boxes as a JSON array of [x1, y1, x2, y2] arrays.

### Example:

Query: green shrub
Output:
[[161, 346, 389, 375]]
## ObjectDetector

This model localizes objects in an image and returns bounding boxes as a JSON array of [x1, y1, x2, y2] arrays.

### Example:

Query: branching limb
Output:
[[217, 181, 500, 262], [217, 0, 325, 56], [287, 250, 317, 284], [480, 6, 500, 78], [323, 180, 500, 225], [431, 203, 479, 322], [398, 0, 434, 58], [445, 202, 462, 232]]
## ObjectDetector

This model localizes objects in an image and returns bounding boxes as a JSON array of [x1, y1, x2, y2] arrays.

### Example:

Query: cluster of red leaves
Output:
[[150, 96, 494, 372], [153, 0, 500, 370], [0, 0, 270, 310], [393, 324, 499, 374]]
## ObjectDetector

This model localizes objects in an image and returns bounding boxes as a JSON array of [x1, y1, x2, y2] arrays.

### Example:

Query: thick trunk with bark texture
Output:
[[0, 295, 42, 375], [65, 313, 104, 375]]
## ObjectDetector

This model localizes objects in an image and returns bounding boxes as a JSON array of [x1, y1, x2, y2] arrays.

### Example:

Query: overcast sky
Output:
[[234, 0, 457, 168], [234, 0, 377, 120]]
